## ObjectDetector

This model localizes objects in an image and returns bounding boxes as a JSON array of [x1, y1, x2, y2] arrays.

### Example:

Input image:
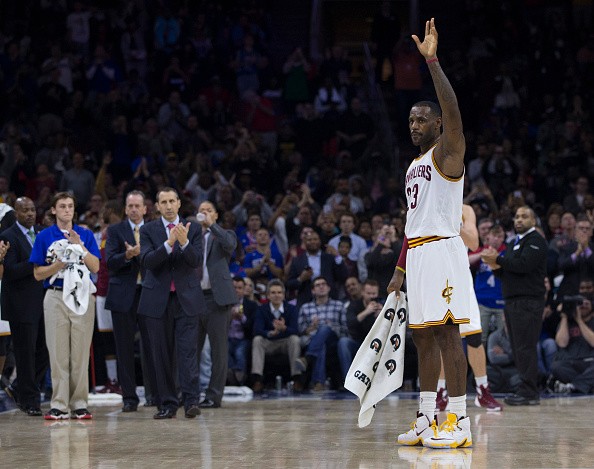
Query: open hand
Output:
[[412, 17, 438, 59], [64, 229, 83, 246]]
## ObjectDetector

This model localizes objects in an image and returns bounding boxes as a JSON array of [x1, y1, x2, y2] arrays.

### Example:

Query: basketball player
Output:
[[387, 18, 472, 448]]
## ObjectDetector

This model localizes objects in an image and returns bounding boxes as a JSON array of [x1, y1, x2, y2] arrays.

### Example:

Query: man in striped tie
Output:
[[105, 190, 157, 412]]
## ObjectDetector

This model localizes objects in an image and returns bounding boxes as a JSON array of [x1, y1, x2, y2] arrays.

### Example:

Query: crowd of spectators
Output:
[[0, 0, 593, 395]]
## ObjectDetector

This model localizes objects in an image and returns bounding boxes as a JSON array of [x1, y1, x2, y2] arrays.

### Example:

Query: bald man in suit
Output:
[[197, 201, 237, 408]]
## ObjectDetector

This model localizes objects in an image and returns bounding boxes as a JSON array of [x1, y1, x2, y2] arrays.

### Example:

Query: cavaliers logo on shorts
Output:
[[442, 279, 453, 304]]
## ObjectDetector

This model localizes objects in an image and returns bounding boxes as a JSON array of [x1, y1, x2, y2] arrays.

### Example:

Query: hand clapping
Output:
[[0, 240, 10, 261], [172, 222, 191, 245], [124, 241, 140, 259]]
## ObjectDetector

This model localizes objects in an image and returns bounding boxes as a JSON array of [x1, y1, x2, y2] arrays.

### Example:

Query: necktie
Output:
[[134, 226, 141, 283], [513, 235, 520, 246], [28, 228, 36, 245], [201, 229, 210, 289], [167, 223, 176, 292]]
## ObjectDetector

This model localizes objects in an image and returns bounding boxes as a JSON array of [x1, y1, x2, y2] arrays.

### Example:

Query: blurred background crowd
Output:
[[0, 0, 593, 395]]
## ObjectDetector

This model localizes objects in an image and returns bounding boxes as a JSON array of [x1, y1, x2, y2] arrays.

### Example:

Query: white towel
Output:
[[345, 291, 408, 428], [46, 239, 96, 315]]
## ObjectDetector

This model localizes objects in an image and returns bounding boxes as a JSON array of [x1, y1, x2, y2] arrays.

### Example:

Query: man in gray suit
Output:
[[197, 200, 237, 408]]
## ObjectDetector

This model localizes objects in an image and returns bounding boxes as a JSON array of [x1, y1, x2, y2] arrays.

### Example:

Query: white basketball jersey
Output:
[[404, 145, 464, 238]]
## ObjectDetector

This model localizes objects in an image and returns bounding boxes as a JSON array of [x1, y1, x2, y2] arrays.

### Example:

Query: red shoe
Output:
[[474, 384, 503, 411], [98, 379, 122, 395], [436, 387, 449, 412], [71, 408, 93, 420]]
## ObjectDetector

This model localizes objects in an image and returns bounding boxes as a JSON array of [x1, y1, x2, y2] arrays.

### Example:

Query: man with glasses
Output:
[[296, 276, 347, 391], [556, 215, 594, 299]]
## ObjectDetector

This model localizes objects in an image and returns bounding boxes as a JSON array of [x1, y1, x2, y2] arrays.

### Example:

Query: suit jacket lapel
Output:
[[16, 224, 34, 254], [123, 220, 136, 245], [157, 219, 169, 244]]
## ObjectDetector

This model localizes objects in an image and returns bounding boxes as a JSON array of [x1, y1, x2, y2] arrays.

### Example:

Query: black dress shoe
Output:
[[504, 393, 540, 406], [22, 406, 43, 416], [122, 402, 138, 412], [1, 379, 18, 404], [198, 398, 220, 409], [143, 398, 157, 407], [153, 408, 177, 419], [184, 404, 201, 418]]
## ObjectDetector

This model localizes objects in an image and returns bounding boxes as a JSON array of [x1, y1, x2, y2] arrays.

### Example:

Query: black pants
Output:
[[504, 297, 544, 398], [111, 287, 157, 405], [144, 293, 200, 411], [9, 316, 49, 408]]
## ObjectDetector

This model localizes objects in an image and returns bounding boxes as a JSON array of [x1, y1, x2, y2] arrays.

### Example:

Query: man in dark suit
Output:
[[0, 197, 48, 416], [197, 200, 237, 408], [482, 205, 548, 406], [286, 230, 347, 308], [251, 279, 303, 392], [138, 187, 205, 419], [105, 190, 157, 412]]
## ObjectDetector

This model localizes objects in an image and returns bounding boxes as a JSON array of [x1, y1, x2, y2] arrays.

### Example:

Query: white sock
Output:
[[437, 379, 446, 391], [475, 375, 488, 388], [419, 391, 437, 418], [105, 358, 118, 381], [448, 395, 467, 418]]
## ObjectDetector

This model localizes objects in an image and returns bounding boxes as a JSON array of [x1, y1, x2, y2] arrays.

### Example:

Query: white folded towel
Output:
[[345, 291, 408, 428], [47, 239, 96, 315]]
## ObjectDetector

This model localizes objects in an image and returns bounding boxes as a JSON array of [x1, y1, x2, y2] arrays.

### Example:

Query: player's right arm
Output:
[[387, 236, 408, 299]]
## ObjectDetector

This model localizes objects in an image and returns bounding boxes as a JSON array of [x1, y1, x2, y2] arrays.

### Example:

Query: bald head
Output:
[[15, 197, 36, 228]]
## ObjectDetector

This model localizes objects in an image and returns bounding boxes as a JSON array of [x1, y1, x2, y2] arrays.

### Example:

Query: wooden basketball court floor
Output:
[[1, 390, 593, 468]]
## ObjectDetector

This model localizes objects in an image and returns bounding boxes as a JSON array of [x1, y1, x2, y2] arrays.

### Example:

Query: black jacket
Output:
[[494, 229, 547, 300], [0, 223, 45, 323]]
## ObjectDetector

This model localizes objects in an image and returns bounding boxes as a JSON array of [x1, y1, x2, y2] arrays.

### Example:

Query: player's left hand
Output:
[[412, 17, 438, 60]]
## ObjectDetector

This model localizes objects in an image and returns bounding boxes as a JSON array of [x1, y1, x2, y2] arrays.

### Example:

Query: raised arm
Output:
[[412, 18, 465, 177]]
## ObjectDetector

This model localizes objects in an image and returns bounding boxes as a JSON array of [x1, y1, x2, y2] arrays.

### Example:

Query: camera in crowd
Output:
[[562, 295, 587, 318]]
